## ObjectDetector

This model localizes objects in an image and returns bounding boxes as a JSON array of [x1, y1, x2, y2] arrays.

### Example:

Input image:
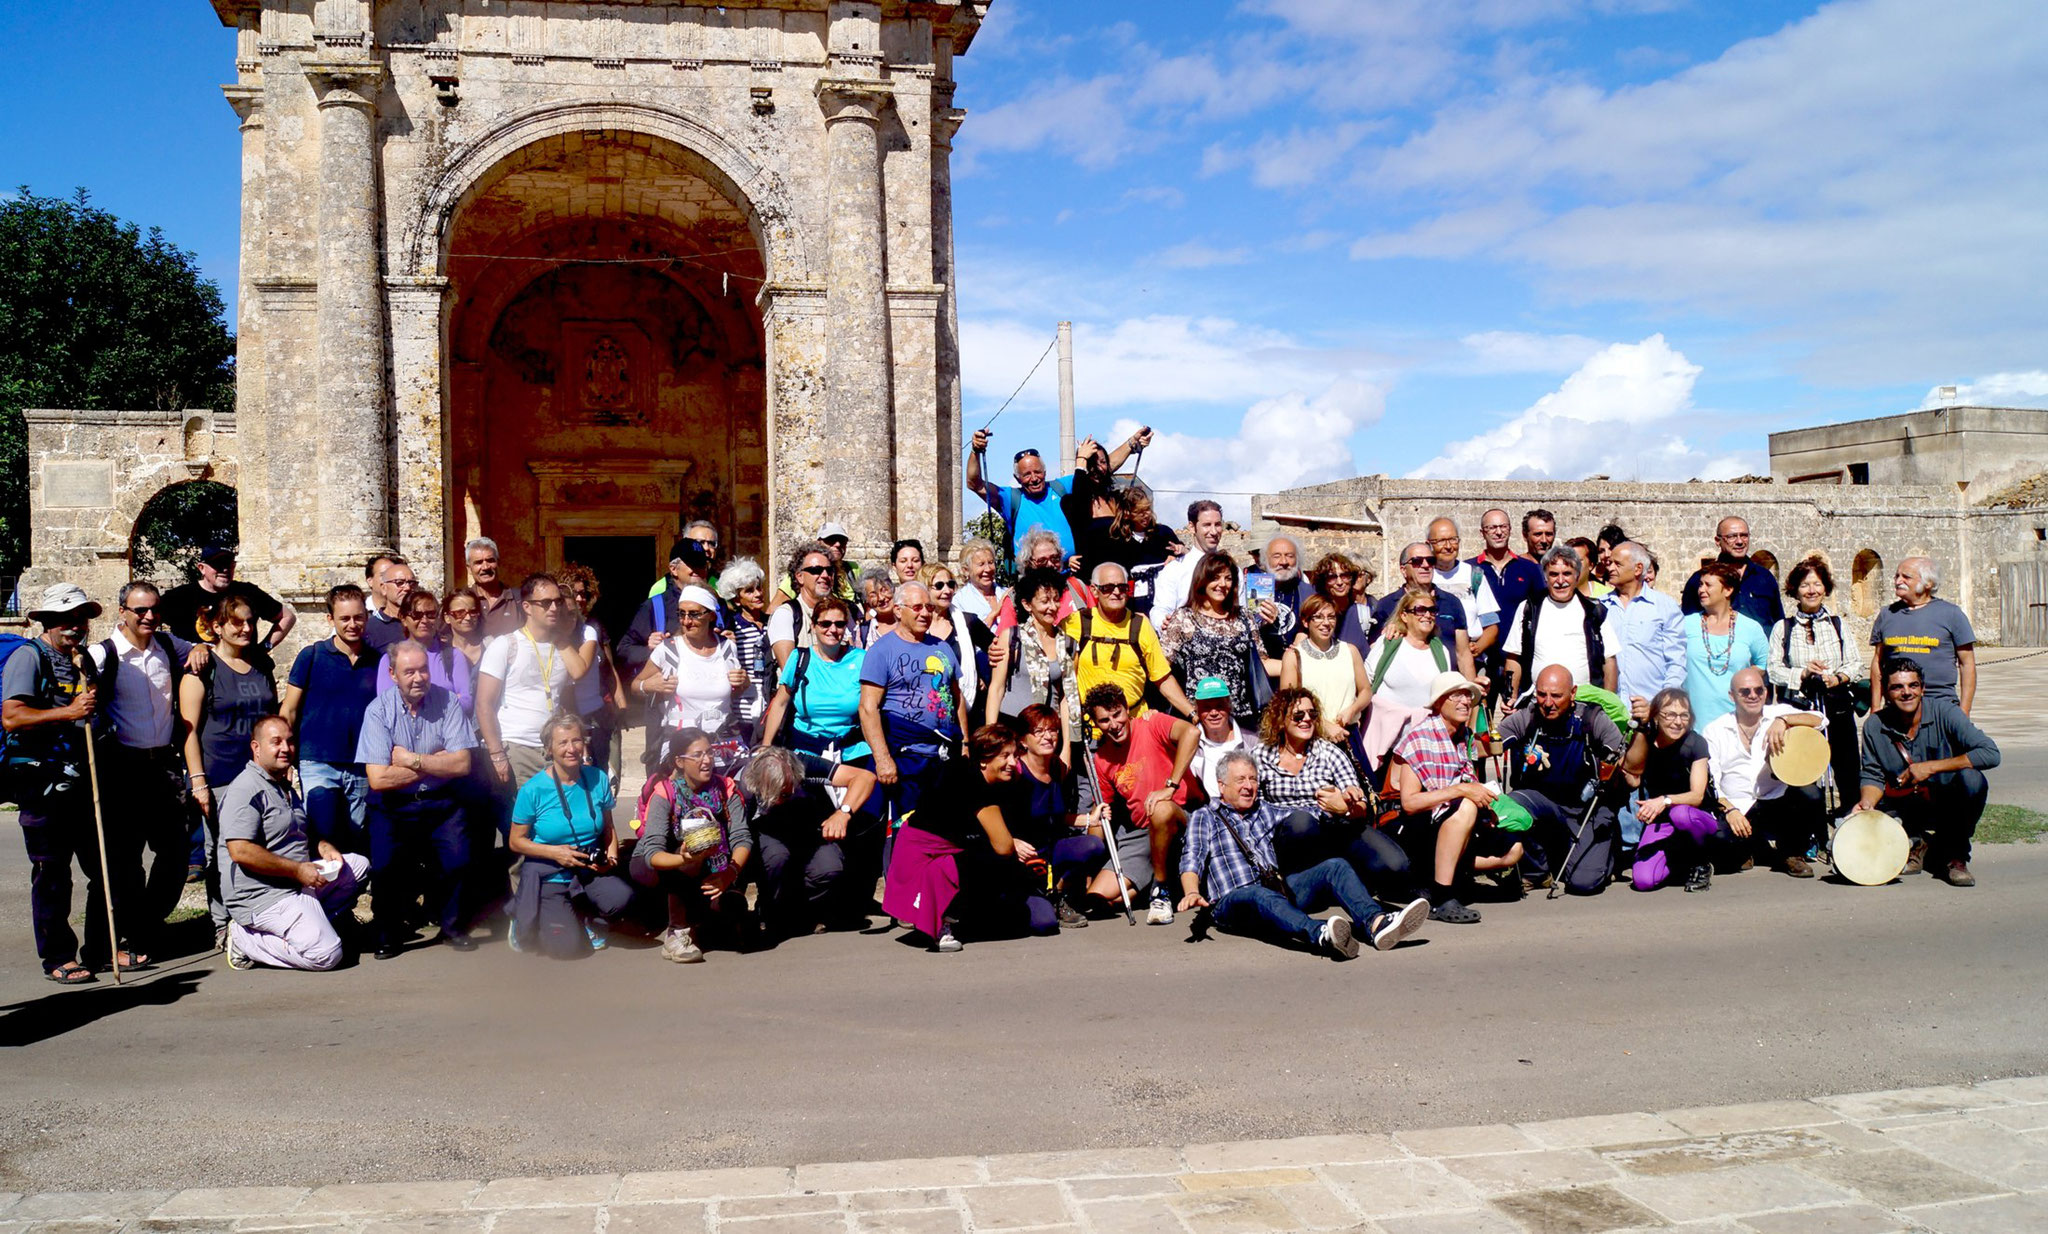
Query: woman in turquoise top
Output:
[[1682, 563, 1769, 726], [508, 712, 634, 958], [758, 595, 872, 762]]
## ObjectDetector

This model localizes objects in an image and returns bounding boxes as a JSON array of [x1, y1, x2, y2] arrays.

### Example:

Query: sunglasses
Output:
[[529, 597, 567, 609], [1734, 686, 1768, 697], [1405, 556, 1433, 567], [814, 619, 848, 630], [1095, 583, 1129, 594], [930, 580, 957, 590], [1321, 570, 1357, 581], [678, 609, 712, 621], [1410, 606, 1438, 616], [447, 607, 480, 619], [798, 565, 831, 575], [1013, 448, 1041, 462], [124, 604, 161, 616], [1289, 710, 1315, 722]]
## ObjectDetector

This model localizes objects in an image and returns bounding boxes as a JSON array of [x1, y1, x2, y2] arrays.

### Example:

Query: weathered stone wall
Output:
[[20, 408, 237, 636], [1244, 474, 2032, 644], [1769, 405, 2048, 493]]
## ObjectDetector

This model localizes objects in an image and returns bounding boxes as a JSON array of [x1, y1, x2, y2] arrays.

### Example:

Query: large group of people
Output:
[[0, 434, 2006, 982]]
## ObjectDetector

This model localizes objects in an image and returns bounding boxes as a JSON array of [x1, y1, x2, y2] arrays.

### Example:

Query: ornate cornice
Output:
[[816, 77, 892, 125], [305, 59, 383, 110]]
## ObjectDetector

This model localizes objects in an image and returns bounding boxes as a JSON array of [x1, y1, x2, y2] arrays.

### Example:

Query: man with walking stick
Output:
[[2, 584, 134, 982]]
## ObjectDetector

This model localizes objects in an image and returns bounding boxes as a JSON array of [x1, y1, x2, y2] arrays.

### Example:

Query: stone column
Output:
[[815, 77, 895, 559], [222, 82, 272, 578], [932, 102, 966, 552], [305, 59, 389, 572], [759, 281, 830, 574], [388, 277, 449, 592]]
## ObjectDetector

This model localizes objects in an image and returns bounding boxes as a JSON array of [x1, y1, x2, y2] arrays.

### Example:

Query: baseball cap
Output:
[[816, 521, 850, 542], [199, 544, 237, 569], [28, 582, 103, 623], [1191, 676, 1232, 702]]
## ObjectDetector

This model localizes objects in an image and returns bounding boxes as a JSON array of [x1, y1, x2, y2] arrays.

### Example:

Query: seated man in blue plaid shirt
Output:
[[1178, 751, 1430, 958]]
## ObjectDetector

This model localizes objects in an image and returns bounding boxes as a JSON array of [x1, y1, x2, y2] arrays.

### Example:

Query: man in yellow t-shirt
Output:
[[1061, 563, 1196, 720]]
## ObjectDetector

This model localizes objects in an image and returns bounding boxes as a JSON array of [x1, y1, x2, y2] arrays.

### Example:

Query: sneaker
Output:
[[1902, 837, 1929, 877], [1942, 861, 1976, 887], [586, 922, 608, 951], [225, 934, 255, 970], [1781, 854, 1814, 879], [934, 930, 964, 953], [1685, 864, 1712, 893], [662, 927, 705, 963], [1369, 898, 1431, 951], [1052, 894, 1089, 929], [506, 919, 525, 954], [1317, 915, 1359, 958], [1147, 889, 1175, 926], [442, 930, 479, 952], [1429, 898, 1481, 925]]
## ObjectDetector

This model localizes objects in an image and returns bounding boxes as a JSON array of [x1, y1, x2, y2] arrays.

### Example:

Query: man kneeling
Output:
[[219, 715, 369, 970], [1178, 751, 1429, 957]]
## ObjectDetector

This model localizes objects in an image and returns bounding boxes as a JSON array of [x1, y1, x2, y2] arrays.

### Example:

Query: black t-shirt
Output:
[[158, 580, 285, 644], [1005, 759, 1079, 849], [1641, 730, 1718, 812], [917, 757, 1007, 845]]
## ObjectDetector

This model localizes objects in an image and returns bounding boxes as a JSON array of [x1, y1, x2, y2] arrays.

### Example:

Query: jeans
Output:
[[1210, 857, 1388, 948], [367, 790, 470, 945], [301, 760, 369, 853], [1271, 810, 1412, 900], [1878, 769, 1989, 868], [19, 798, 116, 971]]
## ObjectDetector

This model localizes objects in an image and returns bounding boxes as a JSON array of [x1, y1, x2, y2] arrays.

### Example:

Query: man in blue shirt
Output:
[[1601, 541, 1686, 724], [282, 585, 381, 853], [1178, 751, 1429, 957], [967, 427, 1147, 562], [356, 639, 478, 958], [1681, 516, 1784, 629]]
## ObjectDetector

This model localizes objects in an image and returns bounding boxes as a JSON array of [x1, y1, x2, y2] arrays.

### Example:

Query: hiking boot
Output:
[[1052, 893, 1089, 929], [1942, 861, 1976, 887], [1318, 915, 1359, 959], [1370, 898, 1431, 951], [934, 930, 964, 953], [225, 934, 255, 971], [1902, 837, 1929, 876], [1737, 856, 1755, 872], [1147, 888, 1175, 925], [1429, 898, 1481, 925], [662, 927, 705, 963], [1781, 854, 1814, 879], [1685, 864, 1712, 893]]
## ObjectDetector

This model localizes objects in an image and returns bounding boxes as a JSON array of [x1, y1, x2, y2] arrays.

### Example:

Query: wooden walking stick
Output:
[[70, 649, 122, 985]]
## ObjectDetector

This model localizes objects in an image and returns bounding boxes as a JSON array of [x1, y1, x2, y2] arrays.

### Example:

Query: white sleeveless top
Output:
[[1296, 639, 1357, 721]]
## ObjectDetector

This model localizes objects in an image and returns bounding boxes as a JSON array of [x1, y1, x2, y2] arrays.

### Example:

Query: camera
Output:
[[575, 845, 606, 867]]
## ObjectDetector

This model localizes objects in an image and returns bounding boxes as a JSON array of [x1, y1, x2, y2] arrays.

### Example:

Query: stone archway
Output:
[[440, 129, 769, 598]]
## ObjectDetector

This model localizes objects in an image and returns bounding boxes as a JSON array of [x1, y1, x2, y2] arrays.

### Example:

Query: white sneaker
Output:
[[1369, 897, 1431, 952], [935, 930, 964, 953], [1147, 891, 1175, 925], [1318, 915, 1359, 959], [662, 927, 704, 964], [225, 934, 255, 970]]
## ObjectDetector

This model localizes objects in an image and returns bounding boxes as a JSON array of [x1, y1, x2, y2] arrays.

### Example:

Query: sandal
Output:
[[45, 961, 97, 984], [108, 950, 152, 971]]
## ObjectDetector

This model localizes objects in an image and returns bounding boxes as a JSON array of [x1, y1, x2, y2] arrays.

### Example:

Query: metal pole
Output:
[[1057, 320, 1076, 473]]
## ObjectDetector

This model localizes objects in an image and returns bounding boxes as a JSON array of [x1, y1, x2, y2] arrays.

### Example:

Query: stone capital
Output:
[[305, 59, 383, 111], [815, 77, 891, 126], [932, 107, 966, 150], [221, 83, 263, 129]]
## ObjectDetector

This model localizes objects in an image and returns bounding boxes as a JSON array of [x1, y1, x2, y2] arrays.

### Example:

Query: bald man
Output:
[[1487, 666, 1627, 893], [1681, 516, 1784, 628], [1425, 516, 1500, 659], [1701, 667, 1828, 877]]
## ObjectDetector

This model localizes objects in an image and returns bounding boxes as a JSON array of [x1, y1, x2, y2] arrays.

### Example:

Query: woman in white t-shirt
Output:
[[633, 585, 748, 752], [1366, 586, 1454, 711]]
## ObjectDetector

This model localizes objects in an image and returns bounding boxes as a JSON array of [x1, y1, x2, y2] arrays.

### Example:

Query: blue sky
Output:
[[5, 1, 2044, 515]]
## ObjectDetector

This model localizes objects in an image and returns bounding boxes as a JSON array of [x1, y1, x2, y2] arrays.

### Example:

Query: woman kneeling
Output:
[[631, 727, 755, 962], [508, 712, 633, 959], [882, 724, 1049, 952]]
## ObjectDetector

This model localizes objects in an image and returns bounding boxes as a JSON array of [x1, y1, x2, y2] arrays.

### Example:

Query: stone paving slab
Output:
[[5, 1075, 2047, 1234]]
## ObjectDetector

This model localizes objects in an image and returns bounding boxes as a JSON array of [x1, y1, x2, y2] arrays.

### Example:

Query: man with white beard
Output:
[[1262, 536, 1311, 619]]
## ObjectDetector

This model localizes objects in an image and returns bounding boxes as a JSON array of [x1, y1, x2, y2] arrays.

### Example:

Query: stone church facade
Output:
[[28, 0, 987, 613]]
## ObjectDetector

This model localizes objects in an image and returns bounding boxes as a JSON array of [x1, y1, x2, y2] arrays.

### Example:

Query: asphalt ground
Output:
[[2, 655, 2044, 1193]]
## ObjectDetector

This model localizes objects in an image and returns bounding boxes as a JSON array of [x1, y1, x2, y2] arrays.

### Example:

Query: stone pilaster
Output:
[[815, 77, 895, 560], [932, 103, 966, 553], [305, 59, 389, 575], [759, 280, 830, 575], [222, 82, 269, 577], [388, 276, 449, 593]]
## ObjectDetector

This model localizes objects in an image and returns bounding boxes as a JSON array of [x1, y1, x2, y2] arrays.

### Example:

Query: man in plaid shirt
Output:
[[1178, 751, 1428, 958], [1389, 671, 1526, 925]]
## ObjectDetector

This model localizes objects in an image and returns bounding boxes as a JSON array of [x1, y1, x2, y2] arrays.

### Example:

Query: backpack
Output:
[[766, 646, 814, 749], [1516, 594, 1607, 684], [1077, 608, 1158, 675], [94, 631, 188, 745], [634, 773, 676, 838], [0, 636, 87, 807], [1369, 635, 1449, 693]]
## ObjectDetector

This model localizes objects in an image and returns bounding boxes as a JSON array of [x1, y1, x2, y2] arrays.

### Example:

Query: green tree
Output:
[[0, 188, 236, 574]]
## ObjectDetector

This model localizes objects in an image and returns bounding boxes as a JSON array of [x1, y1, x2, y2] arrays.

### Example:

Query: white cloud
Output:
[[1458, 330, 1605, 373], [963, 76, 1135, 170], [1919, 372, 2048, 410], [1156, 241, 1252, 269], [1409, 335, 1758, 481], [1103, 381, 1389, 521]]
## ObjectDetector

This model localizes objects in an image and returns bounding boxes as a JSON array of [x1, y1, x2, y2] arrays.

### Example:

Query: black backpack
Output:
[[0, 638, 88, 806], [94, 631, 189, 746]]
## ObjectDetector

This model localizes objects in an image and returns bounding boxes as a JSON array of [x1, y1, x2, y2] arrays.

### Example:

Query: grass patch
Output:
[[1980, 804, 2048, 845]]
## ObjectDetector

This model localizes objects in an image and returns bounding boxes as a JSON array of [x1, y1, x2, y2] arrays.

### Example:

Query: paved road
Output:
[[2, 656, 2043, 1194]]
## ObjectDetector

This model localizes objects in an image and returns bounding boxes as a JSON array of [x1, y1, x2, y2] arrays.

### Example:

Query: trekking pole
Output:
[[1079, 736, 1136, 925], [69, 650, 122, 985]]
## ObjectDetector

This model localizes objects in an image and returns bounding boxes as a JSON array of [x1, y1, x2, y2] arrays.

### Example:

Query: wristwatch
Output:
[[410, 752, 423, 772]]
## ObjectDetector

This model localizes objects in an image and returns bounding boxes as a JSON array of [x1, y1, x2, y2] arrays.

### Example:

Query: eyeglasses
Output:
[[1734, 686, 1768, 697], [676, 750, 714, 763], [814, 619, 848, 630], [447, 607, 480, 619], [1427, 536, 1458, 546], [1095, 583, 1129, 594], [798, 565, 831, 576], [1013, 448, 1041, 462], [1405, 556, 1432, 567]]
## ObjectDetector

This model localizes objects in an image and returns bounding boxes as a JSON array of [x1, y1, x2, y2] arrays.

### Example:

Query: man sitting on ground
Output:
[[219, 715, 369, 971], [1387, 672, 1523, 924], [1487, 665, 1626, 894], [1178, 751, 1429, 958], [1085, 685, 1197, 925], [1858, 657, 2000, 887], [1703, 667, 1828, 879]]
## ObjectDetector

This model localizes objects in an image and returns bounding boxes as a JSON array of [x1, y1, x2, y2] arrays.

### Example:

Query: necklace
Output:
[[1301, 638, 1342, 662], [1701, 612, 1735, 675]]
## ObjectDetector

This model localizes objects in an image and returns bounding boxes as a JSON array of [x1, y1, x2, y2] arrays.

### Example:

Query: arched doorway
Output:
[[442, 130, 767, 601], [130, 480, 238, 587]]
